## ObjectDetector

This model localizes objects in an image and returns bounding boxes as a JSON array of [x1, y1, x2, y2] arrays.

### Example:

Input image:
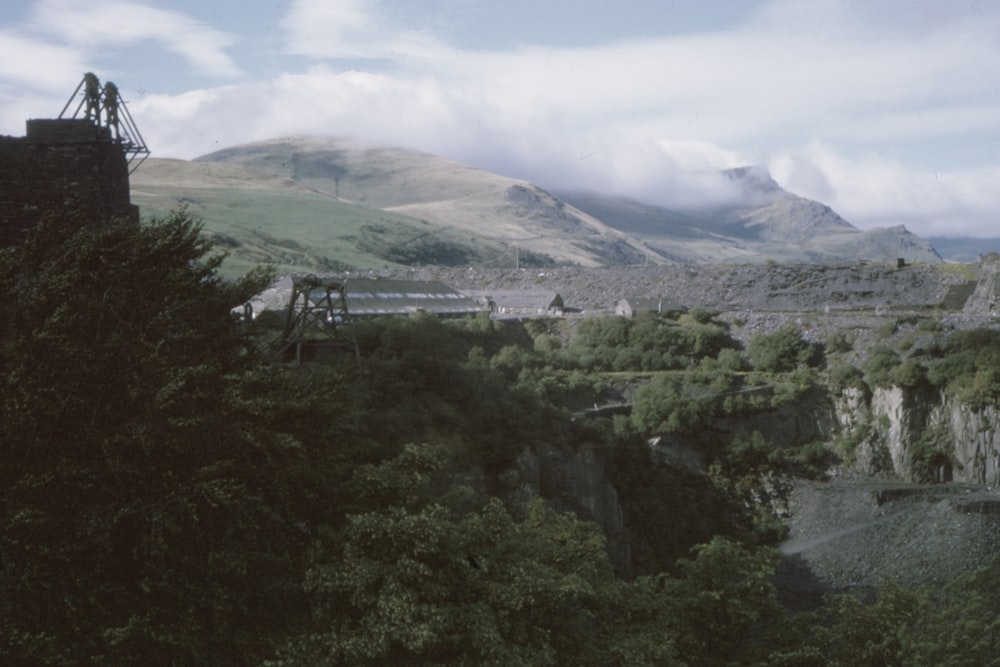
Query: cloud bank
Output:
[[2, 0, 999, 238]]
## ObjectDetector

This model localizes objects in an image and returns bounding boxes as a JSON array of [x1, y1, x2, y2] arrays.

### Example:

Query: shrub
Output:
[[890, 358, 927, 388], [747, 325, 819, 373], [715, 347, 746, 373], [863, 345, 900, 388], [829, 363, 866, 392], [825, 330, 854, 354], [926, 329, 1000, 409], [876, 320, 899, 338], [917, 317, 942, 332]]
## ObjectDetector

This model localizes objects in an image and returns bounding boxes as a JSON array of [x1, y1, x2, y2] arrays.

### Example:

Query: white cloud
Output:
[[25, 0, 243, 77], [770, 143, 1000, 237], [281, 0, 447, 61], [6, 0, 1000, 239], [0, 30, 91, 134], [0, 31, 87, 91]]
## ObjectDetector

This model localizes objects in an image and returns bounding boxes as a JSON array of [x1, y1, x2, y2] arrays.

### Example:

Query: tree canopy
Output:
[[2, 208, 998, 665]]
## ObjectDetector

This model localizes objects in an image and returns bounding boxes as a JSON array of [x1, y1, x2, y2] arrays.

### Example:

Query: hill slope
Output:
[[559, 168, 941, 265], [130, 157, 534, 275], [193, 137, 650, 268], [130, 138, 942, 274]]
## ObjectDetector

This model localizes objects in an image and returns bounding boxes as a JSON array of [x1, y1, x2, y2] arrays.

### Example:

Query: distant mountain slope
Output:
[[558, 167, 941, 265], [131, 137, 944, 274], [130, 157, 524, 275], [925, 237, 1000, 263], [193, 137, 650, 267]]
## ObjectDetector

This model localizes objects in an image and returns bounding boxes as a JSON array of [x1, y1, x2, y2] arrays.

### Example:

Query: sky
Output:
[[2, 0, 999, 238]]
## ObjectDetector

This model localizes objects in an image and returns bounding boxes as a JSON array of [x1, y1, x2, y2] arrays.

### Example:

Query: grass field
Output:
[[133, 182, 508, 276]]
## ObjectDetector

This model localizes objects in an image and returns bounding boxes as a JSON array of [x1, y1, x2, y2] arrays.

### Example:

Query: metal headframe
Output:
[[273, 274, 361, 368], [60, 72, 150, 173]]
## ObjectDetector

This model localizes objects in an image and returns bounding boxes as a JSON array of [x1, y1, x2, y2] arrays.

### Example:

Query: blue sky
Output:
[[2, 0, 999, 238]]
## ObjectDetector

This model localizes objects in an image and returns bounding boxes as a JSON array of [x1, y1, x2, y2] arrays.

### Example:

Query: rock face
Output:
[[942, 402, 1000, 486], [832, 384, 1000, 486], [784, 382, 1000, 597], [512, 442, 629, 571], [963, 254, 1000, 315]]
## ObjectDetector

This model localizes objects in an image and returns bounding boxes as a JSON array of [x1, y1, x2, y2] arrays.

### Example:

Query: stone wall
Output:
[[0, 118, 138, 247]]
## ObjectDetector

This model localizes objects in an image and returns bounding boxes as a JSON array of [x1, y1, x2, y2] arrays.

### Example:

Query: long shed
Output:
[[463, 290, 564, 317], [344, 278, 486, 318]]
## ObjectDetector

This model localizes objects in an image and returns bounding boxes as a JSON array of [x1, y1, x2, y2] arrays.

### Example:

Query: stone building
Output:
[[614, 296, 685, 317]]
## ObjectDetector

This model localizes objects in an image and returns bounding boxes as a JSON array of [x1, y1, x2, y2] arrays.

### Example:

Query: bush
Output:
[[747, 325, 819, 373], [890, 358, 927, 388], [863, 345, 901, 388], [926, 329, 1000, 409], [826, 330, 854, 354], [829, 363, 866, 392]]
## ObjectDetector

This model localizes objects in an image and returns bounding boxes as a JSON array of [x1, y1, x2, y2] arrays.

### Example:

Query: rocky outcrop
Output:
[[513, 442, 630, 570], [963, 254, 1000, 315], [500, 379, 998, 584], [939, 401, 1000, 485], [836, 385, 1000, 486]]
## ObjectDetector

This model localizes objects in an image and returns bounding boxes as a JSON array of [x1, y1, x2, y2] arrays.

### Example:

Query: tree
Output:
[[0, 210, 315, 664], [800, 562, 1000, 667], [747, 325, 819, 373], [665, 537, 786, 666], [275, 443, 683, 667]]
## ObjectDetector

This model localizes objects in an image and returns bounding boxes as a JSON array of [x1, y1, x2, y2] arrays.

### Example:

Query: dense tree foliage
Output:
[[559, 310, 739, 372], [925, 328, 1000, 408], [0, 212, 303, 662], [746, 325, 821, 373], [2, 209, 998, 664]]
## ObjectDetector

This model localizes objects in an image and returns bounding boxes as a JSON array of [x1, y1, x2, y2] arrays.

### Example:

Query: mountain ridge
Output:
[[129, 137, 943, 274]]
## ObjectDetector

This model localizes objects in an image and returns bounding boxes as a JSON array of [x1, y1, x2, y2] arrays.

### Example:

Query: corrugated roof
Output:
[[337, 278, 486, 318], [250, 274, 487, 320]]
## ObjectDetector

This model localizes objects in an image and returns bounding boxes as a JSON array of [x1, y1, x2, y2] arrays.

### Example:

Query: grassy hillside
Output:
[[131, 158, 521, 276], [130, 139, 947, 273], [194, 138, 653, 267]]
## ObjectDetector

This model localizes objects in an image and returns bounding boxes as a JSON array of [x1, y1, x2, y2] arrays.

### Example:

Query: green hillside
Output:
[[131, 159, 518, 276], [131, 139, 946, 272]]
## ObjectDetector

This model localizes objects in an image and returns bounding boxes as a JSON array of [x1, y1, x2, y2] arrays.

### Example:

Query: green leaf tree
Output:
[[276, 443, 683, 667], [747, 325, 820, 373], [0, 210, 319, 664]]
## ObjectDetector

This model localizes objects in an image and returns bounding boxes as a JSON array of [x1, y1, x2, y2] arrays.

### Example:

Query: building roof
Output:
[[463, 289, 564, 310], [342, 278, 485, 318], [250, 275, 487, 320]]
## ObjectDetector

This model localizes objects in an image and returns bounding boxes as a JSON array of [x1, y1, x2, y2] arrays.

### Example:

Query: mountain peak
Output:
[[724, 166, 784, 202]]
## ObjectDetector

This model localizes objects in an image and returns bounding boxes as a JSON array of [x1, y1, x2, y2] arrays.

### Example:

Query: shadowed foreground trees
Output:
[[0, 212, 312, 662], [2, 210, 999, 665]]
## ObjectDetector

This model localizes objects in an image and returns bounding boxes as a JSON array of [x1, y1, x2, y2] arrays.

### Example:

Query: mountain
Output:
[[191, 137, 648, 268], [129, 137, 942, 275], [558, 167, 941, 265]]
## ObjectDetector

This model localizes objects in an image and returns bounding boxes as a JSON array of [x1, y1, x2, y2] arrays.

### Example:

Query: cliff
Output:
[[845, 386, 1000, 486], [503, 375, 1000, 589]]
